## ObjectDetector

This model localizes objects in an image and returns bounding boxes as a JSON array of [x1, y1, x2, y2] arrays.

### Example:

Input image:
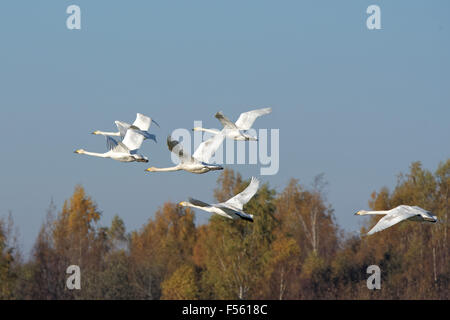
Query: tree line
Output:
[[0, 160, 448, 300]]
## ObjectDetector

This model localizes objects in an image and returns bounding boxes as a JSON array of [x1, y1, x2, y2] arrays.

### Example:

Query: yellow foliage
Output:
[[161, 265, 199, 300]]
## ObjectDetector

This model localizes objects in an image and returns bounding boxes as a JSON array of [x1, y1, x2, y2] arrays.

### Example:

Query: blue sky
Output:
[[0, 1, 449, 255]]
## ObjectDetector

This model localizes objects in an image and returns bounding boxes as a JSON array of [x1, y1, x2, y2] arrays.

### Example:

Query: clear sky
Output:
[[1, 1, 449, 256]]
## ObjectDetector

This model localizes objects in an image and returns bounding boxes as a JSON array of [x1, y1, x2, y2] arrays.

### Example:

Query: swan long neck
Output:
[[94, 131, 120, 136], [358, 210, 390, 216], [148, 166, 181, 172], [194, 127, 221, 135], [80, 151, 109, 158]]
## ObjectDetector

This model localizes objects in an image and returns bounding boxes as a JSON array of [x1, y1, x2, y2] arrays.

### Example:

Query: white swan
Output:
[[93, 113, 159, 143], [355, 205, 438, 235], [193, 108, 272, 141], [75, 129, 149, 163], [179, 177, 260, 222], [145, 133, 225, 174]]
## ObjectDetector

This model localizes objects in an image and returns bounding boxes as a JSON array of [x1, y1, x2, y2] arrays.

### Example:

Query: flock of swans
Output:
[[75, 113, 156, 163], [75, 109, 270, 223], [74, 109, 438, 234]]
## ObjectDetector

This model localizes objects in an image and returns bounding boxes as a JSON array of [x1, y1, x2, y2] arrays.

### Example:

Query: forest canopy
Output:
[[0, 159, 448, 300]]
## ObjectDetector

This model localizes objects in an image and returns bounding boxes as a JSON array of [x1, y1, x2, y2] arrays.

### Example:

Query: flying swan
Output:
[[74, 128, 149, 163], [355, 205, 438, 235], [193, 108, 272, 141], [145, 133, 225, 174], [179, 177, 260, 222], [92, 113, 159, 143]]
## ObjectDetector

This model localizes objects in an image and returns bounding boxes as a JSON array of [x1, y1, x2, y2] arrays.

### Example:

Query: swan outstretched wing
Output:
[[133, 113, 152, 131], [106, 136, 118, 151], [117, 121, 157, 143], [167, 136, 194, 163], [192, 132, 225, 163], [215, 111, 238, 129], [410, 206, 435, 218], [389, 205, 433, 217], [188, 198, 212, 208], [133, 113, 160, 130], [115, 121, 131, 138], [122, 128, 145, 152], [150, 118, 160, 128], [235, 108, 272, 130], [142, 132, 157, 143], [106, 136, 129, 153], [367, 210, 418, 235], [224, 177, 260, 211]]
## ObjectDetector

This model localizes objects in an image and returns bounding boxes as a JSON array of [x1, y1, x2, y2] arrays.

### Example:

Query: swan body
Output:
[[179, 177, 260, 222], [146, 162, 222, 174], [355, 205, 438, 235], [193, 108, 272, 141], [93, 113, 159, 143], [145, 133, 225, 174], [74, 149, 147, 162], [75, 129, 149, 163]]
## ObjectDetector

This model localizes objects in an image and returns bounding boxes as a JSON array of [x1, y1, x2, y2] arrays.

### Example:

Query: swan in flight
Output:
[[179, 177, 260, 222], [92, 113, 159, 143], [75, 129, 149, 163], [193, 108, 272, 141], [355, 205, 438, 235], [145, 133, 225, 174]]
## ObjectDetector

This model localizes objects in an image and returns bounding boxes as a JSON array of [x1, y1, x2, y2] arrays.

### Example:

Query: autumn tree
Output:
[[129, 202, 196, 299], [0, 214, 19, 299], [161, 264, 199, 300], [263, 233, 300, 300], [275, 176, 338, 261], [197, 169, 277, 299], [28, 186, 107, 299]]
